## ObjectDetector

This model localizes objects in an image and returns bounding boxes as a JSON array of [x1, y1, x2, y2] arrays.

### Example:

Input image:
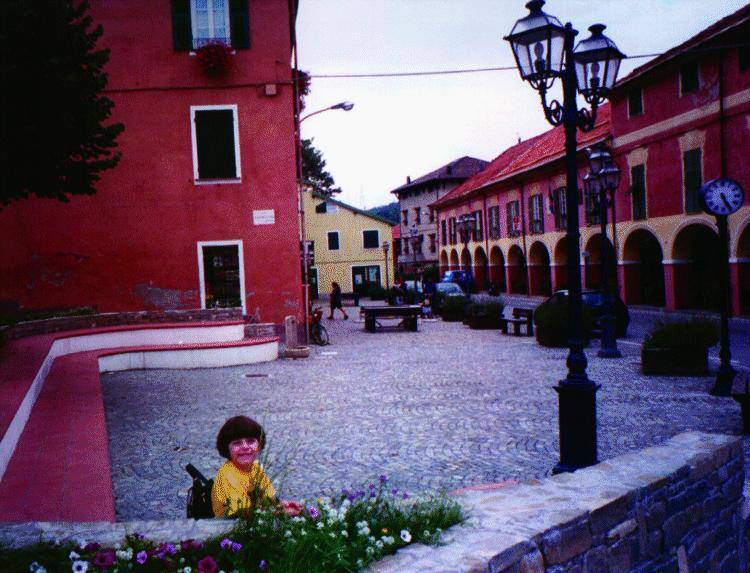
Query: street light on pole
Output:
[[505, 0, 624, 474], [300, 101, 354, 123], [456, 214, 474, 269], [382, 241, 391, 290]]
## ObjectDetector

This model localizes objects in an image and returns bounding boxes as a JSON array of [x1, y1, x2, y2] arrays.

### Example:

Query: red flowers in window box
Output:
[[195, 41, 233, 76]]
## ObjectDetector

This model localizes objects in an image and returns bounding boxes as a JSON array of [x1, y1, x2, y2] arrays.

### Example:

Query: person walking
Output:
[[328, 281, 348, 319]]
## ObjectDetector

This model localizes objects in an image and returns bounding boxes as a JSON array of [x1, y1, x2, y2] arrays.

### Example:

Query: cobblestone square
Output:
[[102, 317, 748, 521]]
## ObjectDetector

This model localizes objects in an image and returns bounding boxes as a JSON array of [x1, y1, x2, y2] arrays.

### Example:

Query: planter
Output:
[[641, 346, 709, 376], [468, 315, 501, 330]]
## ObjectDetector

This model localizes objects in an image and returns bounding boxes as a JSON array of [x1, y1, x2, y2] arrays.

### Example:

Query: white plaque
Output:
[[253, 209, 275, 225]]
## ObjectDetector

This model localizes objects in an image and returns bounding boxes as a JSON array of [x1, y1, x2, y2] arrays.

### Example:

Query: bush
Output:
[[441, 296, 467, 322], [466, 301, 504, 330], [643, 317, 719, 350], [534, 302, 595, 347], [368, 285, 387, 301]]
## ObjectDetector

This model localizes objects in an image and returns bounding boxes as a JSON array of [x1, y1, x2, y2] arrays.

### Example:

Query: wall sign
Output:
[[253, 209, 275, 225]]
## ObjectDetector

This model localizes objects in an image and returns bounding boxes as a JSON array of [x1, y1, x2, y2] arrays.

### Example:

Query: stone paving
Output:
[[101, 312, 750, 521]]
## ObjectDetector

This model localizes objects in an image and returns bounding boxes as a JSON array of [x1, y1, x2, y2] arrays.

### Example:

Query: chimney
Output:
[[406, 176, 411, 184]]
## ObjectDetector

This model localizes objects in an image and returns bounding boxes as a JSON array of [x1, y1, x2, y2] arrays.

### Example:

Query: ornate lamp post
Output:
[[505, 0, 624, 473], [585, 145, 621, 358], [382, 241, 391, 290], [457, 214, 474, 269]]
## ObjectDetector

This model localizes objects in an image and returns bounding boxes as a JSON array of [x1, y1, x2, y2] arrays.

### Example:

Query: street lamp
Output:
[[408, 230, 422, 280], [505, 0, 624, 474], [585, 145, 621, 358], [382, 241, 391, 290], [300, 101, 355, 123], [456, 214, 474, 269]]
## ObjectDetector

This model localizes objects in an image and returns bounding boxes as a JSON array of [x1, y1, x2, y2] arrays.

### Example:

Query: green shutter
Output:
[[683, 149, 702, 213], [631, 164, 646, 220], [230, 0, 250, 49], [195, 110, 237, 179], [172, 0, 192, 51]]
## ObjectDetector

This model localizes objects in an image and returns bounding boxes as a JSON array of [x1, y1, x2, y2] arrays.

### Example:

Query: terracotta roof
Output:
[[390, 156, 489, 195], [433, 104, 611, 209], [616, 3, 750, 88]]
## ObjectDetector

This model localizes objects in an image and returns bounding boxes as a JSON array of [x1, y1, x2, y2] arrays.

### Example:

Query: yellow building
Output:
[[304, 191, 395, 299]]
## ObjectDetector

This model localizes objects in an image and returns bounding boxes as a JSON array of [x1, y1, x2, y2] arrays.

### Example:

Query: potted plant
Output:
[[641, 317, 719, 375], [533, 302, 595, 348], [195, 41, 233, 76], [441, 296, 467, 322], [466, 301, 504, 330]]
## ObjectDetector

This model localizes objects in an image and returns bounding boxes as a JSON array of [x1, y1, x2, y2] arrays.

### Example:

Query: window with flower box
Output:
[[528, 194, 544, 234], [507, 201, 521, 237], [172, 0, 250, 51]]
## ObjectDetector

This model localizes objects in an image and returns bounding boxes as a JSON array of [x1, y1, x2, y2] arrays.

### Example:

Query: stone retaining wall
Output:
[[5, 309, 243, 340]]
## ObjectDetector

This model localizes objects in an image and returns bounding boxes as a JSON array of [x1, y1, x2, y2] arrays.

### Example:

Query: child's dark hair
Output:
[[216, 416, 266, 459]]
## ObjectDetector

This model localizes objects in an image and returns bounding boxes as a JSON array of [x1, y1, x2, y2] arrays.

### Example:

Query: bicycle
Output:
[[308, 307, 330, 346]]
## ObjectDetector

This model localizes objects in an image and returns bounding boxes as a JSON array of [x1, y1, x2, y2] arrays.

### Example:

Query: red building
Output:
[[0, 0, 302, 325], [435, 5, 750, 315]]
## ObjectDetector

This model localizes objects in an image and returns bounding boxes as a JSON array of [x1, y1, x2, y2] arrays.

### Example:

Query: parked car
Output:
[[537, 290, 630, 338], [440, 270, 474, 293], [432, 282, 469, 314]]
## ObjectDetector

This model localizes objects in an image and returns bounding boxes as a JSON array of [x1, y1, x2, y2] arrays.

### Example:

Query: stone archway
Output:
[[473, 246, 488, 291], [734, 222, 750, 315], [672, 223, 720, 310], [489, 246, 506, 292], [553, 237, 568, 291], [622, 229, 665, 306], [439, 251, 449, 275], [528, 241, 552, 296], [449, 249, 459, 271], [507, 244, 528, 294], [583, 234, 615, 290]]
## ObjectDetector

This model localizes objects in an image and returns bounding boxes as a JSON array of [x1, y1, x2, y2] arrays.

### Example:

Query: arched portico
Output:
[[552, 237, 568, 291], [583, 234, 615, 290], [489, 246, 506, 292], [622, 229, 665, 307], [473, 246, 488, 291], [670, 223, 720, 310], [507, 244, 528, 294], [528, 241, 552, 296], [439, 251, 449, 275], [449, 249, 459, 271], [734, 221, 750, 315], [460, 247, 472, 273]]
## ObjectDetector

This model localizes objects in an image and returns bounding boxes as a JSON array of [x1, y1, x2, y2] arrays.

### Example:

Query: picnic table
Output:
[[499, 307, 534, 336], [361, 305, 420, 333]]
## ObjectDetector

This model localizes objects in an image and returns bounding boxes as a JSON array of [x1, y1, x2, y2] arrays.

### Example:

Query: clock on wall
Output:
[[699, 177, 745, 216]]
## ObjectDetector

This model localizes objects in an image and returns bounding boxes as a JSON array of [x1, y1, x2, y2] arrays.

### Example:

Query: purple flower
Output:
[[368, 482, 375, 490], [92, 550, 115, 569], [379, 474, 388, 483], [391, 488, 399, 496], [308, 506, 320, 519], [231, 542, 242, 553], [198, 555, 218, 573], [136, 551, 148, 565], [181, 539, 203, 551], [220, 538, 233, 549], [163, 543, 177, 556], [370, 492, 377, 498], [402, 493, 410, 499], [258, 560, 268, 570], [341, 488, 350, 496]]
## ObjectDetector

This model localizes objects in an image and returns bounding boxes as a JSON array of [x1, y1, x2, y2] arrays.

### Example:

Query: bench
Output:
[[499, 307, 534, 336], [361, 305, 421, 332]]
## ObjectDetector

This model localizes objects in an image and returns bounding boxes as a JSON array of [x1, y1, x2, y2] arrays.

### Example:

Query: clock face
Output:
[[700, 178, 745, 216]]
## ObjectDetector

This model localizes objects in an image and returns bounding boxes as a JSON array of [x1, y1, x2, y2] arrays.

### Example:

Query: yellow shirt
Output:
[[211, 460, 277, 517]]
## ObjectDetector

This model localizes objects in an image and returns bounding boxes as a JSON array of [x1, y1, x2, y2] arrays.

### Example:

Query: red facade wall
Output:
[[0, 1, 302, 325]]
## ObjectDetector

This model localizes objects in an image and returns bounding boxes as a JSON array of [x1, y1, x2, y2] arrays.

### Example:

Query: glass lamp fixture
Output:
[[573, 24, 625, 104]]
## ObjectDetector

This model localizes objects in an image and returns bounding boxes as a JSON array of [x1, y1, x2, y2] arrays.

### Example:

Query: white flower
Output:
[[29, 563, 46, 573], [77, 539, 88, 549], [365, 547, 375, 556], [183, 567, 192, 573], [375, 540, 384, 549], [356, 559, 364, 568], [382, 535, 395, 545], [400, 530, 412, 543], [116, 549, 133, 561], [329, 532, 336, 538], [316, 522, 324, 530], [341, 530, 348, 537], [284, 530, 292, 538], [69, 551, 81, 561], [424, 530, 430, 537], [71, 561, 89, 573], [368, 535, 376, 544]]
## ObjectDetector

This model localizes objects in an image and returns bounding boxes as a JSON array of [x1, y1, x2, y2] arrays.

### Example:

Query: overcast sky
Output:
[[296, 1, 746, 209]]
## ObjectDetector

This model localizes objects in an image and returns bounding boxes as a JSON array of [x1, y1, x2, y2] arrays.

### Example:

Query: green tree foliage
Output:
[[0, 0, 124, 207], [301, 137, 341, 196], [366, 202, 399, 225]]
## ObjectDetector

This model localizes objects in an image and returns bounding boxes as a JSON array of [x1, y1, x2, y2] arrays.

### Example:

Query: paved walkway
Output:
[[102, 314, 750, 521]]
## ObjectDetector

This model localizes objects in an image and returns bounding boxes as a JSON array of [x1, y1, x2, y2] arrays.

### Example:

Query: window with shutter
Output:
[[683, 149, 702, 214], [441, 220, 447, 245], [680, 61, 699, 94], [507, 201, 520, 237], [363, 230, 379, 249], [191, 0, 230, 48], [529, 194, 543, 234], [631, 164, 647, 220], [628, 87, 643, 116], [473, 210, 483, 241], [191, 106, 240, 181], [327, 232, 340, 251], [553, 188, 567, 231]]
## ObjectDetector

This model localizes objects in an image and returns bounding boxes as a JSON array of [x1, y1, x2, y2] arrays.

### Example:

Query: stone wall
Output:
[[6, 309, 244, 340], [370, 432, 746, 572]]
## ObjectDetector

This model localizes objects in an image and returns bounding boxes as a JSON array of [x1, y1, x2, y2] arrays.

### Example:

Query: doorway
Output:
[[198, 241, 245, 312], [352, 265, 381, 295]]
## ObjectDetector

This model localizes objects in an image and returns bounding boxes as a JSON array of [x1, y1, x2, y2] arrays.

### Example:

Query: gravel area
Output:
[[101, 313, 749, 521]]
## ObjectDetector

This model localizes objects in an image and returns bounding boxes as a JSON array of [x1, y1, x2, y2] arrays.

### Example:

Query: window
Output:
[[680, 61, 699, 94], [449, 217, 457, 244], [553, 187, 567, 231], [585, 187, 601, 225], [394, 239, 402, 257], [363, 230, 379, 249], [628, 87, 643, 116], [631, 164, 647, 220], [191, 105, 240, 181], [472, 210, 483, 241], [414, 207, 421, 225], [740, 45, 750, 71], [488, 206, 501, 239], [429, 233, 437, 253], [528, 195, 544, 234], [413, 235, 424, 255], [683, 148, 702, 214], [315, 202, 327, 214], [429, 208, 435, 223], [327, 231, 340, 251], [172, 0, 251, 51], [402, 209, 408, 225], [441, 220, 447, 245], [507, 201, 520, 236]]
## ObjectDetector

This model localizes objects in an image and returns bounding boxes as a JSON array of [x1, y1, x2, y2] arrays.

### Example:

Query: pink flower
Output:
[[92, 550, 115, 570], [198, 555, 218, 573]]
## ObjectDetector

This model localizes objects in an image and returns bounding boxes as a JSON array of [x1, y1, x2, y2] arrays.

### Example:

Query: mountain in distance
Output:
[[366, 202, 399, 225]]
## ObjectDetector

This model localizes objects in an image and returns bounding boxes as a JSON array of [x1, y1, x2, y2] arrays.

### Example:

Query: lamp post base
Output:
[[552, 380, 601, 474], [710, 366, 736, 397]]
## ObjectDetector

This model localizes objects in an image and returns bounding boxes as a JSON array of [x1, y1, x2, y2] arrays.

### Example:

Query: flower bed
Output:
[[1, 478, 463, 573]]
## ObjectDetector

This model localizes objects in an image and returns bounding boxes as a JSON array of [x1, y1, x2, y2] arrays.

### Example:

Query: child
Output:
[[421, 296, 433, 319], [212, 416, 301, 517]]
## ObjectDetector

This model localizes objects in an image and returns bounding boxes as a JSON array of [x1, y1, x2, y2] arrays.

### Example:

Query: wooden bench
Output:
[[499, 307, 534, 336], [361, 305, 421, 332]]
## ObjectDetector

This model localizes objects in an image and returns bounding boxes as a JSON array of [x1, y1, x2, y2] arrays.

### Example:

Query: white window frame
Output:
[[190, 0, 231, 48], [190, 104, 242, 184], [327, 230, 341, 251], [362, 229, 380, 249], [196, 240, 246, 314]]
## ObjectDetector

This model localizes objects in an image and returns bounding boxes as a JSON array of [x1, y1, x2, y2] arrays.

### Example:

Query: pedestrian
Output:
[[328, 281, 348, 319]]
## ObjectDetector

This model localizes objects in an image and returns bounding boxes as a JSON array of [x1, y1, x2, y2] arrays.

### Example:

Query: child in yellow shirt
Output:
[[212, 416, 301, 518]]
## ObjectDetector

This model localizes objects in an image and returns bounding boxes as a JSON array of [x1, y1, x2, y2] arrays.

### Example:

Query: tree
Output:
[[0, 0, 124, 207], [301, 138, 341, 196]]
